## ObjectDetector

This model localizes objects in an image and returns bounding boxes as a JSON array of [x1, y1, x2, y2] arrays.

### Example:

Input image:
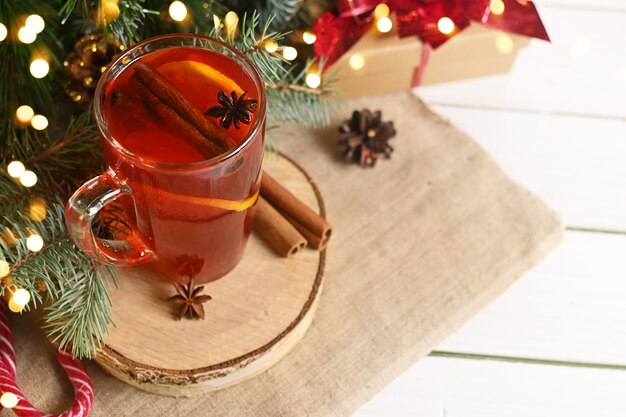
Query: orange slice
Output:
[[143, 184, 259, 212], [158, 60, 244, 97]]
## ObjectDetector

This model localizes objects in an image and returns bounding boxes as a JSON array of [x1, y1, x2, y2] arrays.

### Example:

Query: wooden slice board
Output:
[[95, 153, 326, 397]]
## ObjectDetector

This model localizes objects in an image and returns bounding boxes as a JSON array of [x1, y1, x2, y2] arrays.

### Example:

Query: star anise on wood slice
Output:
[[205, 90, 258, 129], [168, 276, 212, 320]]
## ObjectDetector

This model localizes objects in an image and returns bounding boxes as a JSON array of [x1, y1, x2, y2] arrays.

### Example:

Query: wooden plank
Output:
[[355, 356, 626, 417], [428, 105, 626, 231], [438, 230, 626, 365], [535, 0, 626, 11], [417, 7, 626, 118]]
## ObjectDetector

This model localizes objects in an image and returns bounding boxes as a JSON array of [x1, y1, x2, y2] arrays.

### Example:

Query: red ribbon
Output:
[[314, 0, 550, 69]]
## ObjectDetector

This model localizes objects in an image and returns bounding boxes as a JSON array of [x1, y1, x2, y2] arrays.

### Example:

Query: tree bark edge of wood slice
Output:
[[95, 153, 327, 397]]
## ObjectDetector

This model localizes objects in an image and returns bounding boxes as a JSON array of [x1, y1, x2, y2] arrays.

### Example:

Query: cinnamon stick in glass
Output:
[[255, 196, 307, 257], [260, 173, 332, 250]]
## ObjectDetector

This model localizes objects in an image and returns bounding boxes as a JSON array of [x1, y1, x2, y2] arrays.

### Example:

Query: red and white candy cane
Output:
[[0, 302, 93, 417]]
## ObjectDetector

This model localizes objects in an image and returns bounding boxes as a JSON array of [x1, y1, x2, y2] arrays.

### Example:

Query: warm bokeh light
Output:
[[8, 299, 23, 313], [349, 54, 365, 70], [17, 26, 37, 44], [31, 115, 48, 130], [26, 234, 44, 252], [169, 1, 188, 22], [0, 260, 9, 277], [490, 0, 505, 16], [25, 14, 45, 33], [29, 198, 47, 222], [16, 105, 34, 123], [0, 392, 18, 409], [376, 17, 392, 33], [264, 40, 278, 53], [305, 72, 321, 89], [102, 2, 121, 23], [7, 161, 25, 178], [495, 33, 514, 53], [374, 3, 390, 18], [0, 23, 7, 42], [30, 58, 50, 78], [19, 170, 38, 187], [302, 31, 317, 45], [437, 17, 455, 35], [225, 11, 239, 39], [283, 46, 298, 61], [12, 288, 31, 307]]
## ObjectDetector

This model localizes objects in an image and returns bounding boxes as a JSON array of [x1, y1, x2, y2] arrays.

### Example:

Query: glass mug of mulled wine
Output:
[[65, 34, 266, 284]]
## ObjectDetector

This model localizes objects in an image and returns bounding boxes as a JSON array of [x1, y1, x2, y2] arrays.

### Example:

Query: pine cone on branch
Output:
[[338, 109, 396, 167]]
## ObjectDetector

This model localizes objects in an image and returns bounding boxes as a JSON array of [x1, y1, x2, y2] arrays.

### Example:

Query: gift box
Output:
[[331, 23, 530, 99]]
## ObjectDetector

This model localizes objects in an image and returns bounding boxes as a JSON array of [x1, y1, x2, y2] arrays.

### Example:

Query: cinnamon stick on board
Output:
[[261, 172, 332, 250], [255, 196, 307, 257]]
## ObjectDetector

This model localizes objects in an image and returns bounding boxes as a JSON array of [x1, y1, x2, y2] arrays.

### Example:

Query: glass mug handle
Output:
[[65, 168, 154, 266]]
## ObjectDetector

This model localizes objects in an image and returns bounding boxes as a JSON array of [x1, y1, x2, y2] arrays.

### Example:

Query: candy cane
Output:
[[0, 303, 93, 417]]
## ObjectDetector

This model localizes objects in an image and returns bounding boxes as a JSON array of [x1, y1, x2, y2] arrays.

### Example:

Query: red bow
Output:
[[314, 0, 549, 68]]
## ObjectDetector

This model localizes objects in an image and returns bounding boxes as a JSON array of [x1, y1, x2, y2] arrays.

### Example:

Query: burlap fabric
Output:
[[10, 93, 562, 416]]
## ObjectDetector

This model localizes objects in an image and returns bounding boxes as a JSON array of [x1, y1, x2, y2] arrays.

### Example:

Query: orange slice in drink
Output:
[[158, 60, 245, 98]]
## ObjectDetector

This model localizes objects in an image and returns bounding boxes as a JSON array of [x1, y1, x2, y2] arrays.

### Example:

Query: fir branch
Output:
[[0, 203, 117, 358], [210, 11, 336, 128]]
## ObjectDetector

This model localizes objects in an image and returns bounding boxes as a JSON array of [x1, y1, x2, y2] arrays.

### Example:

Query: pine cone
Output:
[[338, 109, 396, 167], [64, 33, 124, 107]]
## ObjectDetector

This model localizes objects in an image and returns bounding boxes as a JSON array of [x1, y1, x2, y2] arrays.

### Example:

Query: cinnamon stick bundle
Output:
[[261, 173, 332, 250]]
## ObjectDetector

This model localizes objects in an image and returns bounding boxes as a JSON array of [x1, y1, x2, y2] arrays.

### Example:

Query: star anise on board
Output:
[[205, 90, 258, 129], [168, 276, 212, 320], [338, 109, 396, 167]]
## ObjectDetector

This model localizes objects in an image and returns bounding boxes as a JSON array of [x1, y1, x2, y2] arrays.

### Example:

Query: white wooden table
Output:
[[355, 1, 626, 415]]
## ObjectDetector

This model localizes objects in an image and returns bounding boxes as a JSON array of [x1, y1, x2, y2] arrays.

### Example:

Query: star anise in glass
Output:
[[168, 276, 212, 320], [205, 90, 258, 129]]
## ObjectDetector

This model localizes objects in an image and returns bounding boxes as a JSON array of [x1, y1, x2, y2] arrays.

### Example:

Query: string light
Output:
[[495, 33, 513, 53], [12, 289, 31, 308], [102, 2, 120, 23], [1, 229, 17, 248], [0, 260, 9, 277], [305, 72, 321, 89], [283, 46, 298, 61], [213, 15, 222, 32], [376, 17, 392, 33], [0, 23, 7, 42], [0, 392, 18, 409], [264, 40, 278, 53], [29, 198, 47, 222], [490, 0, 505, 16], [8, 299, 23, 313], [30, 58, 50, 78], [302, 31, 317, 45], [437, 17, 455, 35], [6, 161, 25, 178], [19, 171, 38, 187], [349, 54, 365, 70], [169, 1, 188, 22], [17, 26, 36, 44], [374, 3, 390, 18], [224, 11, 239, 40], [15, 105, 34, 124], [31, 115, 48, 130], [26, 234, 44, 252], [25, 14, 45, 33]]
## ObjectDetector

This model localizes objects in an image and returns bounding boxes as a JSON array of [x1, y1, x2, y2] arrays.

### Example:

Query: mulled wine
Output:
[[66, 35, 266, 284]]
